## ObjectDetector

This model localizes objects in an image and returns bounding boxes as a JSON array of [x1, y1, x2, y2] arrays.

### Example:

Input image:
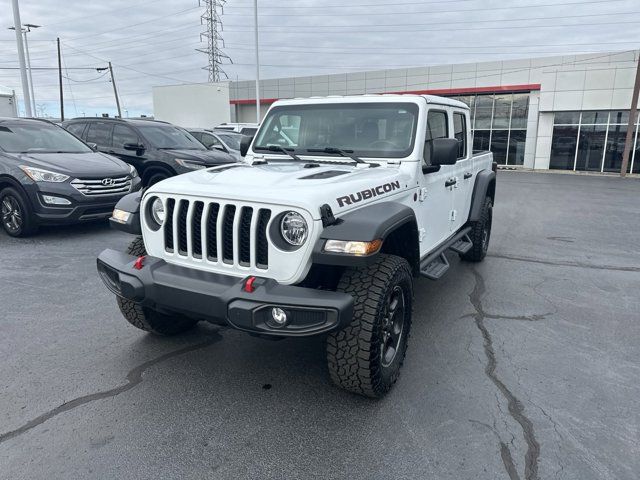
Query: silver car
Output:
[[188, 129, 243, 161]]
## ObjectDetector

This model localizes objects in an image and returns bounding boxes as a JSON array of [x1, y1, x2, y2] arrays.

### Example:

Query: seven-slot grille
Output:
[[71, 175, 132, 196], [163, 198, 272, 270]]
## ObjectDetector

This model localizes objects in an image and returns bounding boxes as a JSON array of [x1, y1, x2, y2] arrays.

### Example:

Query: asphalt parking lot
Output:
[[1, 171, 639, 480]]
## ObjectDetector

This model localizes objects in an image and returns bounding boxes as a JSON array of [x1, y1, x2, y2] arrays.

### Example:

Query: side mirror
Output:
[[430, 138, 459, 166], [87, 142, 98, 151], [240, 134, 254, 157], [124, 143, 145, 156], [211, 144, 226, 152]]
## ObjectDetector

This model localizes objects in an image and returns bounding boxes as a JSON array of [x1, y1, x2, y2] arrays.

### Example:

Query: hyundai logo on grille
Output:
[[101, 178, 115, 186]]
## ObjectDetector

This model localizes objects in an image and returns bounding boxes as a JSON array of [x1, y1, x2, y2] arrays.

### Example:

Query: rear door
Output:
[[451, 110, 474, 230]]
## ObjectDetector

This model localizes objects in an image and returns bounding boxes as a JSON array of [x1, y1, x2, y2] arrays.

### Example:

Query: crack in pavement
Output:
[[469, 267, 541, 480], [0, 335, 221, 445], [487, 253, 640, 273], [470, 419, 520, 480]]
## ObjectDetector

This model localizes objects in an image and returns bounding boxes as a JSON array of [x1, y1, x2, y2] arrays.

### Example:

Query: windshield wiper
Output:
[[306, 147, 368, 165], [267, 145, 302, 161]]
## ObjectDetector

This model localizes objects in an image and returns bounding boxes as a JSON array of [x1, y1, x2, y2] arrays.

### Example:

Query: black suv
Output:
[[0, 117, 142, 237], [62, 118, 236, 186]]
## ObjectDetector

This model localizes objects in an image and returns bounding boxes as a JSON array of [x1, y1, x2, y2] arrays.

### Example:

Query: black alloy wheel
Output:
[[2, 194, 23, 235], [381, 285, 406, 368]]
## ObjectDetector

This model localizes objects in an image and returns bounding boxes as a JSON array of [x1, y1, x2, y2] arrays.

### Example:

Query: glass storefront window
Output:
[[511, 94, 529, 129], [576, 124, 607, 171], [508, 130, 526, 165], [609, 111, 630, 125], [603, 124, 628, 173], [474, 95, 493, 129], [490, 130, 509, 163], [492, 94, 511, 129], [554, 111, 580, 125], [550, 125, 578, 170], [445, 92, 530, 164], [580, 111, 609, 125], [473, 130, 491, 152], [633, 129, 640, 174]]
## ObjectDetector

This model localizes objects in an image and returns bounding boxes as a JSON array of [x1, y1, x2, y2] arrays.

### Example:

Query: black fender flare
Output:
[[312, 201, 418, 267], [468, 169, 496, 223], [109, 190, 143, 235]]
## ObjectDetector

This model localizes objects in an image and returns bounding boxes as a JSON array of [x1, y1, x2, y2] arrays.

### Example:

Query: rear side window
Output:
[[240, 127, 258, 136], [424, 110, 448, 166], [453, 112, 467, 159], [85, 122, 113, 147], [65, 123, 86, 139], [112, 124, 138, 148]]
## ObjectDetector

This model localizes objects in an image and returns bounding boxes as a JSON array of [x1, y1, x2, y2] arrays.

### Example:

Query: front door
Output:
[[416, 109, 456, 257]]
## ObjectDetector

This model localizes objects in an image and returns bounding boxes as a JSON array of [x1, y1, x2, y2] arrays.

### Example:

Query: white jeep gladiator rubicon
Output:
[[97, 95, 495, 398]]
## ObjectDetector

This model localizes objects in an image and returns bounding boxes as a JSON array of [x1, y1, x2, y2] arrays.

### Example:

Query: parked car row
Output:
[[0, 116, 247, 237]]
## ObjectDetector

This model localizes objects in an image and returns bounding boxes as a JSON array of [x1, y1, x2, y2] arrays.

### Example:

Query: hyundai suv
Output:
[[62, 118, 236, 186], [0, 117, 141, 237]]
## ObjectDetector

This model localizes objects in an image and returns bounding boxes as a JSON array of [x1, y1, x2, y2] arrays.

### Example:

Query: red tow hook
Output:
[[244, 276, 257, 293], [133, 256, 146, 270]]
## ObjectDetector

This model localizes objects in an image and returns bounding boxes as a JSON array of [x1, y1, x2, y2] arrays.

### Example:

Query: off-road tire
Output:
[[461, 196, 492, 263], [327, 254, 413, 398], [116, 236, 199, 335], [0, 187, 38, 237]]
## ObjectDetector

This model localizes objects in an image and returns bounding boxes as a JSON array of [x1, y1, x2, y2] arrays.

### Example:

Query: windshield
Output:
[[137, 124, 206, 150], [0, 123, 92, 154], [216, 133, 241, 150], [253, 103, 419, 159]]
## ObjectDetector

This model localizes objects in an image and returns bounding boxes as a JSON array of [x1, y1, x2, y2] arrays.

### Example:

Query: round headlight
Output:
[[151, 198, 165, 225], [280, 211, 308, 246]]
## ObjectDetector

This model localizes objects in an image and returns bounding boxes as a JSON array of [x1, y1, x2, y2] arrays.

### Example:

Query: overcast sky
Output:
[[1, 0, 638, 118]]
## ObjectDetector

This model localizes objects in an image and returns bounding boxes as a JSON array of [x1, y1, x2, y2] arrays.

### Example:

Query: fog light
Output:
[[42, 194, 71, 206], [111, 208, 131, 224], [271, 307, 288, 326]]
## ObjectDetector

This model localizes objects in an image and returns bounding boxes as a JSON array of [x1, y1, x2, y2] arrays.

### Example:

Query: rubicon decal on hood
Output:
[[336, 181, 401, 207]]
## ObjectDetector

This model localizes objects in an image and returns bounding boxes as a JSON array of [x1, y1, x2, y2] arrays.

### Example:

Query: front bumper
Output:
[[96, 249, 354, 337], [24, 177, 142, 225]]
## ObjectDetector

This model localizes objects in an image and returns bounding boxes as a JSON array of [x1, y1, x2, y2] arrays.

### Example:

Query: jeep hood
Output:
[[147, 161, 413, 219]]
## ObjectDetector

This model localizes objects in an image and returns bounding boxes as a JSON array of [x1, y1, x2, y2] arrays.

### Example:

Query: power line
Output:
[[223, 18, 640, 33], [225, 0, 629, 9], [224, 0, 631, 15]]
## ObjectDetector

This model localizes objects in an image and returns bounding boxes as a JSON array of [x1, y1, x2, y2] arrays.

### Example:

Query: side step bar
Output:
[[419, 227, 472, 280]]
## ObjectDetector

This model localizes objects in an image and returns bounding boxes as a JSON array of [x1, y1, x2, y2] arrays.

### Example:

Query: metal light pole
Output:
[[253, 0, 260, 123], [620, 53, 640, 177], [10, 0, 32, 117]]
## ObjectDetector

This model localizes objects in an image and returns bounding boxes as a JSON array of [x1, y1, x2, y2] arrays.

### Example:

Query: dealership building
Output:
[[225, 50, 640, 174]]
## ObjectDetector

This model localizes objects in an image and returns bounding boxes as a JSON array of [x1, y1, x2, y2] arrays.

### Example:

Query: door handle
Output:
[[464, 172, 473, 179], [445, 178, 457, 187]]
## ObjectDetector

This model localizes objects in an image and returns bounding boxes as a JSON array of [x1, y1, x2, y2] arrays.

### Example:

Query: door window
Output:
[[201, 133, 223, 149], [453, 112, 467, 159], [65, 123, 86, 139], [424, 110, 448, 166], [85, 122, 113, 147], [112, 124, 138, 149]]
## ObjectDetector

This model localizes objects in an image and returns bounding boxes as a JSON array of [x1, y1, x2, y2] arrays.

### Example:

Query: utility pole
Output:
[[197, 0, 231, 82], [11, 0, 32, 117], [620, 52, 640, 177], [254, 0, 260, 123], [108, 62, 122, 118], [22, 24, 39, 115], [57, 37, 64, 121]]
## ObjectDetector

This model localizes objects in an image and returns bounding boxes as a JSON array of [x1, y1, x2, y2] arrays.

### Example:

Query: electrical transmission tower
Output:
[[197, 0, 231, 82]]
